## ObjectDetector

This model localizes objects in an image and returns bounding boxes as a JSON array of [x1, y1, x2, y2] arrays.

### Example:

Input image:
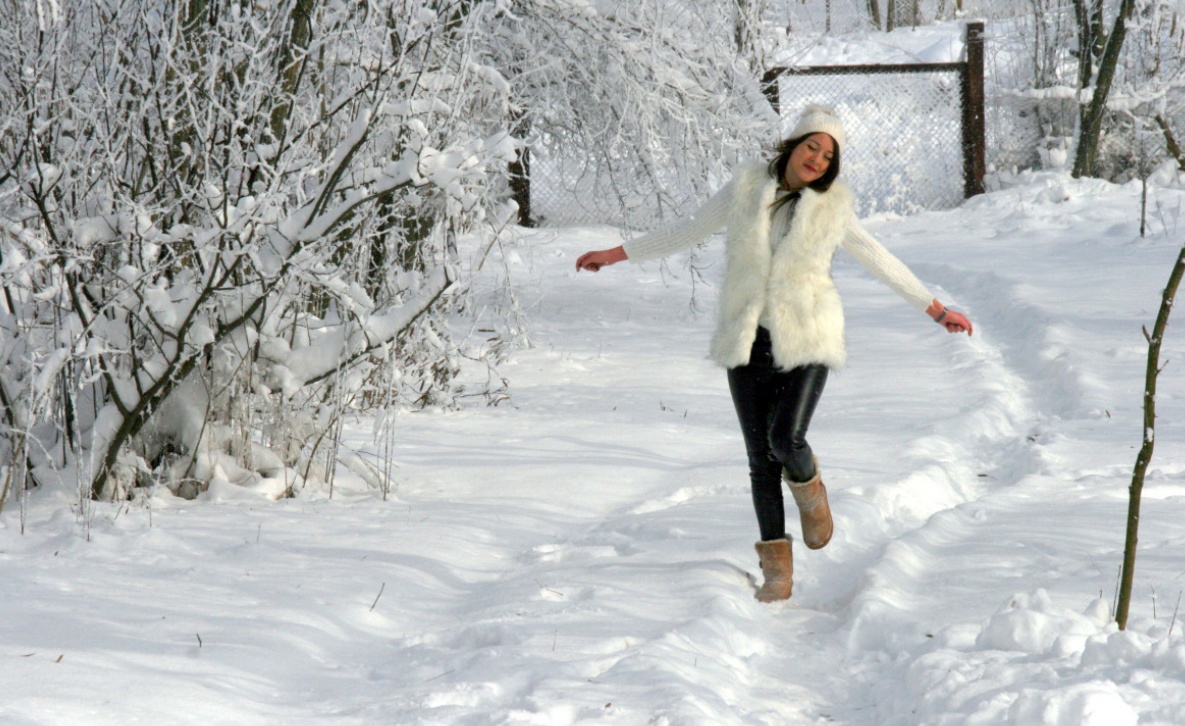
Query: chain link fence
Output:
[[523, 134, 699, 229], [519, 22, 985, 226], [768, 68, 967, 217]]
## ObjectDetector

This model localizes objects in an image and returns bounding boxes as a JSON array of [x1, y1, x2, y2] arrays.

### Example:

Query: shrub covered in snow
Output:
[[0, 1, 517, 503]]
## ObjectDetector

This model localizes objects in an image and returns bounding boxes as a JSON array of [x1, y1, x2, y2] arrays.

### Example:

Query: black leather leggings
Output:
[[726, 327, 828, 542]]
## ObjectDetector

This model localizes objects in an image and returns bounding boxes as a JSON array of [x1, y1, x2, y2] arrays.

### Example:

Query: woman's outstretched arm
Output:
[[576, 179, 736, 272], [843, 222, 973, 336]]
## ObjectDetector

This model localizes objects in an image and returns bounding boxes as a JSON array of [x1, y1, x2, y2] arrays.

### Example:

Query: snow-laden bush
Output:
[[0, 0, 516, 503], [0, 0, 775, 508]]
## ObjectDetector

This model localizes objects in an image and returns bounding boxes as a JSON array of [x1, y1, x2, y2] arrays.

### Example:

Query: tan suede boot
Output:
[[785, 462, 833, 550], [754, 538, 793, 602]]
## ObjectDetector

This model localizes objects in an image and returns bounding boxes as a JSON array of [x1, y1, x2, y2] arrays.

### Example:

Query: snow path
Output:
[[6, 175, 1185, 724], [355, 208, 1046, 722]]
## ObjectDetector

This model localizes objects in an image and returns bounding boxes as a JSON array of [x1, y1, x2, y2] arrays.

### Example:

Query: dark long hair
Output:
[[767, 133, 842, 194]]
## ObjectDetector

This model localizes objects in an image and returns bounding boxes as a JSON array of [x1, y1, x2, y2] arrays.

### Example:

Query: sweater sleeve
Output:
[[621, 180, 735, 262], [841, 218, 934, 313]]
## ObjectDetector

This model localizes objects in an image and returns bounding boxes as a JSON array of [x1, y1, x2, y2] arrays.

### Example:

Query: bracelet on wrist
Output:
[[935, 309, 948, 323]]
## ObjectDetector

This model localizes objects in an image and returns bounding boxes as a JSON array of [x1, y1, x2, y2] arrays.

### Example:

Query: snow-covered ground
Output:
[[5, 170, 1185, 725]]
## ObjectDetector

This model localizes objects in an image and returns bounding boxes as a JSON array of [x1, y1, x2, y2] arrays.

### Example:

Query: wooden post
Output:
[[961, 21, 986, 197]]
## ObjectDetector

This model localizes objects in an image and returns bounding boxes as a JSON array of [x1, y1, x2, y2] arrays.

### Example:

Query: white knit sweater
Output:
[[622, 163, 934, 370]]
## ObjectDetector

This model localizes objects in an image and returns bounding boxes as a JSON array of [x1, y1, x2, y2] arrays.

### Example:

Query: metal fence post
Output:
[[961, 20, 986, 197]]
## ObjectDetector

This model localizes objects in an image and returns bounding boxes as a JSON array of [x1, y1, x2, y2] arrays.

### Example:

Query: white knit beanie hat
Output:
[[788, 104, 846, 149]]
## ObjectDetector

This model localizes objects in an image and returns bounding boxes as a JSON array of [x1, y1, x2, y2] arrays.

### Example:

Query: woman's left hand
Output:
[[926, 299, 973, 336], [938, 310, 973, 335]]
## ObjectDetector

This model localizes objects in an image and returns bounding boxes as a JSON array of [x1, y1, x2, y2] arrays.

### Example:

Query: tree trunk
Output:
[[887, 0, 919, 30], [1072, 0, 1094, 91], [734, 0, 754, 60], [1155, 115, 1185, 170], [1072, 0, 1106, 137], [937, 0, 964, 18], [1116, 243, 1185, 630], [1072, 0, 1137, 178], [867, 0, 882, 30], [1090, 0, 1107, 58], [270, 0, 316, 146], [508, 112, 532, 227], [734, 0, 767, 73]]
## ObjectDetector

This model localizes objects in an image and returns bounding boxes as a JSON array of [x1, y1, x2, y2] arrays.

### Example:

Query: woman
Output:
[[575, 105, 973, 603]]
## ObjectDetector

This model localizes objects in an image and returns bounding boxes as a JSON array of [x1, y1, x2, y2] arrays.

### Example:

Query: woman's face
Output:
[[783, 133, 836, 190]]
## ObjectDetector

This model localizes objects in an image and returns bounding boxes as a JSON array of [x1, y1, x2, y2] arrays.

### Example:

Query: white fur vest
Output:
[[709, 162, 854, 371]]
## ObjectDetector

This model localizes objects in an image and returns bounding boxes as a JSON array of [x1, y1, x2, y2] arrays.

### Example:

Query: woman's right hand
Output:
[[576, 246, 627, 272]]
